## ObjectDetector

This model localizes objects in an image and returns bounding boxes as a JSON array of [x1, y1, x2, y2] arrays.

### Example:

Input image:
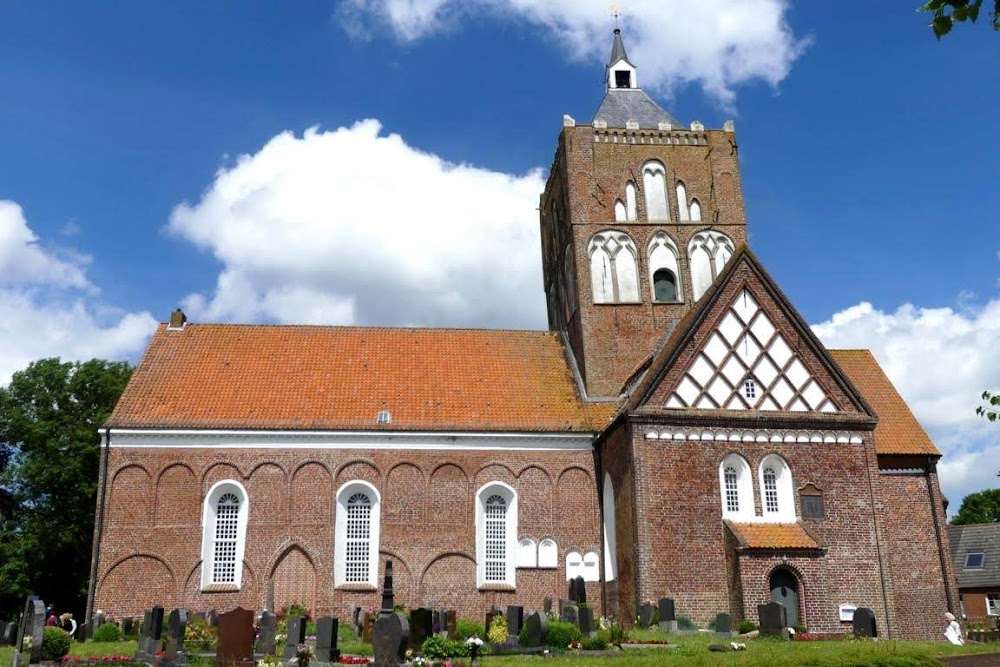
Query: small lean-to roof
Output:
[[829, 350, 940, 456], [106, 324, 616, 433], [726, 522, 822, 551], [949, 523, 1000, 589]]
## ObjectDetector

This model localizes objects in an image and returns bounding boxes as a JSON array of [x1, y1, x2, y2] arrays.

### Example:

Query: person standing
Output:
[[944, 612, 964, 645]]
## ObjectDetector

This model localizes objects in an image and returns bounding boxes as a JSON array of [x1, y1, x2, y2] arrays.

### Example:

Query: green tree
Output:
[[0, 358, 132, 618], [922, 0, 1000, 38], [951, 488, 1000, 524], [977, 390, 999, 422]]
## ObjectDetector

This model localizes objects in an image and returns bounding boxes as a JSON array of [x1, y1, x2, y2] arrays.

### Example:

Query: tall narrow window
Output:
[[603, 473, 617, 582], [719, 454, 753, 520], [201, 480, 249, 590], [476, 482, 517, 587], [690, 199, 702, 222], [625, 182, 637, 220], [676, 182, 689, 221], [688, 231, 735, 300], [758, 455, 795, 522], [724, 467, 739, 513], [589, 231, 640, 303], [642, 162, 669, 220], [484, 495, 507, 583], [335, 481, 381, 587], [648, 232, 683, 303], [614, 200, 626, 222], [763, 467, 779, 513], [653, 270, 677, 302]]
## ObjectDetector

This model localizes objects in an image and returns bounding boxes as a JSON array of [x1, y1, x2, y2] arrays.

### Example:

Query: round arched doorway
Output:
[[769, 569, 800, 628]]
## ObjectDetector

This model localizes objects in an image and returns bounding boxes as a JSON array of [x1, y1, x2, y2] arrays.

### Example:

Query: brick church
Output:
[[88, 30, 958, 640]]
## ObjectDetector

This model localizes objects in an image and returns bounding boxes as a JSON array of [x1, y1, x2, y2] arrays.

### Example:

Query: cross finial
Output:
[[611, 5, 622, 30]]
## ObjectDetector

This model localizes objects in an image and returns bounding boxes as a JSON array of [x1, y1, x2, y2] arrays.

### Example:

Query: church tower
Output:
[[540, 29, 749, 397]]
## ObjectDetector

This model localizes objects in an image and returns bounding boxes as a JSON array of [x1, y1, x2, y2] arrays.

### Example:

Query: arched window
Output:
[[625, 182, 638, 221], [648, 233, 683, 303], [565, 550, 583, 581], [200, 480, 249, 589], [476, 482, 517, 587], [690, 198, 702, 222], [759, 455, 795, 522], [642, 162, 670, 220], [582, 551, 600, 582], [718, 454, 754, 520], [335, 480, 381, 587], [614, 200, 626, 222], [676, 181, 689, 221], [538, 538, 558, 568], [602, 473, 617, 582], [688, 231, 736, 301], [517, 538, 537, 568], [589, 231, 640, 303]]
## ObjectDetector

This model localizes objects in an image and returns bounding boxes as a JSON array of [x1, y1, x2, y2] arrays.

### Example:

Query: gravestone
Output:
[[163, 609, 188, 667], [715, 613, 732, 635], [372, 612, 409, 667], [216, 607, 254, 667], [352, 607, 363, 633], [637, 603, 654, 629], [121, 618, 135, 638], [282, 616, 307, 660], [208, 610, 220, 628], [852, 607, 877, 638], [444, 611, 457, 640], [266, 580, 275, 614], [658, 598, 677, 632], [578, 606, 595, 637], [380, 561, 395, 617], [522, 612, 547, 648], [560, 605, 578, 626], [408, 608, 433, 649], [138, 606, 165, 662], [257, 611, 277, 656], [362, 614, 373, 644], [314, 617, 340, 663], [572, 576, 587, 605], [758, 602, 786, 637], [543, 598, 552, 615], [506, 606, 524, 640], [431, 610, 442, 635], [13, 597, 44, 667], [3, 621, 16, 647]]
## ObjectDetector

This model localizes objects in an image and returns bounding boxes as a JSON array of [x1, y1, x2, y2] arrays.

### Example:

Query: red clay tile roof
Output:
[[107, 324, 616, 433], [829, 350, 939, 456], [727, 522, 821, 550]]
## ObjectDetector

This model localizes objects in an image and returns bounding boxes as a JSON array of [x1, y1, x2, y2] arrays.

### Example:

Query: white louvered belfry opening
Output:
[[212, 493, 240, 584], [763, 467, 780, 513], [724, 466, 740, 513], [484, 494, 508, 583], [345, 492, 372, 583]]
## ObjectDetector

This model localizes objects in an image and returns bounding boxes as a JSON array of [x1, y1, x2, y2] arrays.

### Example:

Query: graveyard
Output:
[[2, 565, 998, 667]]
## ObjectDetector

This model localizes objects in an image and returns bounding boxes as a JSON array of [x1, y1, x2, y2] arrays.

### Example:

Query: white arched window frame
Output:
[[517, 538, 537, 568], [476, 482, 517, 587], [565, 550, 583, 581], [335, 480, 381, 588], [602, 473, 617, 582], [648, 232, 683, 303], [688, 230, 736, 301], [582, 551, 600, 582], [589, 231, 640, 303], [642, 162, 670, 220], [718, 455, 754, 521], [625, 182, 638, 221], [676, 181, 689, 221], [690, 198, 702, 222], [200, 480, 250, 589], [538, 538, 558, 568], [614, 200, 626, 222], [758, 455, 795, 522]]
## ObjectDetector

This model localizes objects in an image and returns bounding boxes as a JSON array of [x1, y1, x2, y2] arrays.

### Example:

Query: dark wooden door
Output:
[[770, 569, 799, 628]]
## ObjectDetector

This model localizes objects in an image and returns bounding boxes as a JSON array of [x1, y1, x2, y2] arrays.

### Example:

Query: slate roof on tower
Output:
[[595, 29, 681, 130]]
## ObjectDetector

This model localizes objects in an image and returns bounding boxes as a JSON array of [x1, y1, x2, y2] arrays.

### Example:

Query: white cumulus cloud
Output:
[[336, 0, 810, 105], [168, 120, 548, 330], [813, 298, 1000, 510]]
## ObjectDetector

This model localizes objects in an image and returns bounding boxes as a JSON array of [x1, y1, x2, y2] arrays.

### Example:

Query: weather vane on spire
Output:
[[611, 4, 622, 30]]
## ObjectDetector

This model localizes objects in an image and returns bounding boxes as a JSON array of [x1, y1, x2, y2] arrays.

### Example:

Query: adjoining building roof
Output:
[[829, 349, 940, 456], [106, 324, 616, 433], [949, 523, 1000, 589], [726, 521, 822, 551], [593, 88, 681, 130]]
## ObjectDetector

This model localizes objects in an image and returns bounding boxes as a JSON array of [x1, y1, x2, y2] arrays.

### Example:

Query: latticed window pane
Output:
[[724, 467, 739, 513], [345, 492, 372, 583], [484, 494, 507, 582], [212, 493, 240, 583], [763, 467, 779, 513]]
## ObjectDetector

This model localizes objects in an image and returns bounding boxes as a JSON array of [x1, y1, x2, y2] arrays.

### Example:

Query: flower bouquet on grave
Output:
[[294, 643, 314, 667], [464, 636, 484, 664], [258, 655, 283, 667]]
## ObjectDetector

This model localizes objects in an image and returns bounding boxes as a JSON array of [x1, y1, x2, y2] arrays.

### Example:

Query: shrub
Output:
[[737, 620, 757, 634], [420, 635, 467, 659], [544, 620, 581, 648], [92, 623, 124, 643], [581, 636, 608, 651], [486, 615, 508, 644], [41, 627, 72, 660], [454, 620, 483, 642]]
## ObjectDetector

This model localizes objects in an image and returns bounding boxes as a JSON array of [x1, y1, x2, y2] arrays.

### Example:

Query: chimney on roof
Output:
[[168, 308, 187, 330]]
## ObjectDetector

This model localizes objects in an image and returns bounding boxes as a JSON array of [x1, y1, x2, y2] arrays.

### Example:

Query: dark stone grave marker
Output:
[[216, 607, 254, 667], [560, 604, 578, 626], [13, 597, 44, 667], [408, 608, 433, 649], [163, 609, 188, 667], [522, 612, 547, 648], [351, 607, 363, 632], [543, 598, 552, 614], [282, 616, 307, 661], [372, 612, 409, 667], [506, 606, 524, 640], [315, 617, 340, 663], [658, 598, 677, 632], [578, 606, 595, 637], [208, 610, 219, 628], [257, 611, 277, 656], [637, 603, 654, 629], [758, 602, 786, 637], [138, 606, 164, 663], [572, 576, 587, 605], [852, 607, 877, 638], [379, 561, 395, 617], [3, 621, 16, 647], [715, 613, 732, 635], [121, 618, 135, 639]]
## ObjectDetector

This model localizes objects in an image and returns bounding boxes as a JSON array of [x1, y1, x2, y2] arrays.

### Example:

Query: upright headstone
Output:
[[122, 618, 135, 639], [757, 602, 786, 637], [573, 576, 587, 605], [578, 606, 595, 638], [522, 612, 547, 648], [216, 607, 254, 667], [351, 607, 363, 633], [852, 608, 877, 638], [163, 609, 188, 667], [139, 606, 165, 662], [282, 616, 307, 661], [266, 580, 275, 614], [314, 617, 340, 663], [658, 598, 677, 632], [372, 613, 409, 667], [444, 611, 457, 640], [3, 621, 17, 647], [560, 605, 578, 626], [408, 608, 433, 649], [257, 611, 277, 657], [543, 598, 552, 615], [637, 603, 654, 629], [506, 606, 524, 640], [13, 597, 44, 667], [715, 613, 732, 635], [207, 610, 219, 628], [380, 561, 395, 617]]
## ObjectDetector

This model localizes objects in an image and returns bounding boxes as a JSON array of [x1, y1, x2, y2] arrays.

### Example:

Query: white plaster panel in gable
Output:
[[750, 314, 776, 345], [732, 291, 759, 323]]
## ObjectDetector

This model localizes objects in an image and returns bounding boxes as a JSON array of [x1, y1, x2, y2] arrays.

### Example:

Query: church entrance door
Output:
[[769, 569, 799, 628]]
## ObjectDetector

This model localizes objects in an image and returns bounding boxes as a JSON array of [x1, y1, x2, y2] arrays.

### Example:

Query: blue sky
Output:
[[0, 1, 997, 510]]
